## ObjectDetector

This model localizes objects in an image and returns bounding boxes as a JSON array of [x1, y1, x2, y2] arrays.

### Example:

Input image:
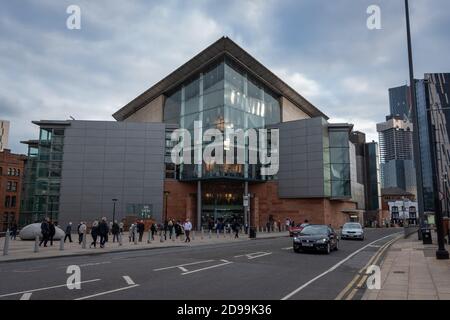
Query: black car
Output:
[[293, 224, 339, 254]]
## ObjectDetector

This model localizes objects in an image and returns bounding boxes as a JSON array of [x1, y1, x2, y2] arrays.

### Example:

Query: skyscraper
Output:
[[0, 120, 10, 152], [376, 115, 416, 196], [389, 85, 411, 120]]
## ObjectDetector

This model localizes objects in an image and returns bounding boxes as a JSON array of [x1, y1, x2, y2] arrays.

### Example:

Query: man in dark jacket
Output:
[[137, 220, 145, 242], [48, 220, 56, 246], [111, 220, 120, 242], [98, 217, 109, 248], [39, 218, 50, 247], [64, 222, 73, 243]]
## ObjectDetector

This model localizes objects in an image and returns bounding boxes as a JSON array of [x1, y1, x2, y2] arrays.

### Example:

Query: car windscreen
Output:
[[343, 223, 362, 230], [299, 225, 328, 236]]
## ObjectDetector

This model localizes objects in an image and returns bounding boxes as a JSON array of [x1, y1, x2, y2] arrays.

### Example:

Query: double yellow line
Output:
[[335, 234, 402, 300]]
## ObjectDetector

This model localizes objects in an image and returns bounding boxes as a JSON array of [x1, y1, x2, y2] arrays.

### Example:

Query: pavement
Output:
[[0, 228, 402, 300], [362, 230, 450, 300], [0, 230, 288, 263]]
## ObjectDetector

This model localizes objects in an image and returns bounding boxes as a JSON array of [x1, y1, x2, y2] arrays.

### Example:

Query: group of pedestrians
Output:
[[128, 220, 145, 242], [39, 217, 57, 247]]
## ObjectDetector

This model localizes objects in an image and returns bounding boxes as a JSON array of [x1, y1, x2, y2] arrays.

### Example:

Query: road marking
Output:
[[153, 260, 214, 271], [282, 247, 293, 250], [20, 293, 32, 300], [368, 245, 382, 248], [0, 279, 101, 298], [336, 234, 401, 300], [234, 252, 272, 259], [281, 232, 402, 300], [75, 284, 139, 300], [178, 267, 189, 272], [79, 261, 111, 267], [181, 260, 232, 275], [123, 276, 135, 285]]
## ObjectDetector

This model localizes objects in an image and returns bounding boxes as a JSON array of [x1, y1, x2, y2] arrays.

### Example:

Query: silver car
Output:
[[341, 222, 364, 240]]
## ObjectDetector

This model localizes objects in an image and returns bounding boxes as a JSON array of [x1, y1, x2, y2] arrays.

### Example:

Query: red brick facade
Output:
[[0, 149, 26, 231], [164, 179, 358, 230]]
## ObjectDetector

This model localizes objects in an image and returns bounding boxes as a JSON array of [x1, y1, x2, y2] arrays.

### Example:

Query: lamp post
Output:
[[164, 191, 170, 222], [112, 199, 118, 223], [404, 0, 448, 259]]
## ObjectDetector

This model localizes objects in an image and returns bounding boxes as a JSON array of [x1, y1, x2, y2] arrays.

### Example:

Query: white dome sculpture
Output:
[[19, 223, 65, 240]]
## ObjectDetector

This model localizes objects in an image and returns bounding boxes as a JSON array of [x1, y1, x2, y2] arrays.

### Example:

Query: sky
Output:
[[1, 0, 449, 154]]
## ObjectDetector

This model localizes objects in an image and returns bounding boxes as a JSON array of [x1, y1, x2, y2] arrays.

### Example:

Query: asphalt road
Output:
[[0, 228, 401, 300]]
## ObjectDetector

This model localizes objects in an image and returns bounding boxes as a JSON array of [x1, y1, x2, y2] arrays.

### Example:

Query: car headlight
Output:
[[293, 237, 300, 243], [316, 238, 328, 244]]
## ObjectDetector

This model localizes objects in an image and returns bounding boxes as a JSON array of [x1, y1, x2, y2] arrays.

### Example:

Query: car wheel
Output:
[[294, 248, 301, 253]]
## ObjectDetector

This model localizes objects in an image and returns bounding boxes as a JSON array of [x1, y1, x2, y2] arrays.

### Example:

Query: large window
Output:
[[163, 56, 281, 182], [329, 129, 351, 198]]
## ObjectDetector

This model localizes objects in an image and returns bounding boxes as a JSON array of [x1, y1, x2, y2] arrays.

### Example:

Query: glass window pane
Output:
[[329, 131, 349, 147], [330, 148, 349, 164], [164, 89, 182, 122]]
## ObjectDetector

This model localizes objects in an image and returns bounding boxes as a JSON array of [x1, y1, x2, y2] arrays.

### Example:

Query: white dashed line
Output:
[[123, 275, 135, 285], [75, 284, 139, 300], [20, 293, 32, 300]]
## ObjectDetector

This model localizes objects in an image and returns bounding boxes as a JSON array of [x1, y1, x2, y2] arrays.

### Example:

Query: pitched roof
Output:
[[112, 36, 328, 121]]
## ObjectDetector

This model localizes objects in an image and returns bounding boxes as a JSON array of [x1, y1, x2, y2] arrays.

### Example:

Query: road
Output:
[[0, 228, 401, 300]]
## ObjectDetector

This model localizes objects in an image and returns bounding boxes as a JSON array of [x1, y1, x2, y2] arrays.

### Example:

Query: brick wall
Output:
[[164, 179, 197, 224]]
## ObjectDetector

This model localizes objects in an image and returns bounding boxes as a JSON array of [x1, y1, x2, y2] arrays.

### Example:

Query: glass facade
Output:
[[163, 56, 281, 181], [328, 129, 351, 198], [20, 127, 65, 224]]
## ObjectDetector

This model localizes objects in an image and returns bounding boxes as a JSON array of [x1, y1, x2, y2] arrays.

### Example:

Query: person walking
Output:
[[232, 220, 240, 238], [48, 220, 56, 246], [78, 221, 87, 245], [64, 222, 73, 243], [10, 223, 18, 240], [98, 217, 109, 248], [137, 220, 145, 242], [168, 219, 174, 239], [119, 221, 124, 234], [175, 220, 182, 239], [90, 220, 99, 248], [183, 219, 192, 243], [129, 223, 136, 242], [150, 223, 157, 240], [39, 218, 50, 247], [112, 220, 120, 243]]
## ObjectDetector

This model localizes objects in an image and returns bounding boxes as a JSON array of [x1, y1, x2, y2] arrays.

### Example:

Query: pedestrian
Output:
[[129, 223, 137, 242], [175, 221, 182, 238], [64, 222, 73, 243], [39, 218, 50, 247], [98, 217, 109, 248], [137, 220, 145, 242], [150, 223, 157, 240], [119, 220, 124, 234], [183, 219, 192, 243], [266, 221, 271, 233], [168, 219, 174, 239], [90, 220, 99, 248], [112, 220, 120, 242], [273, 221, 278, 233], [109, 221, 113, 236], [10, 223, 18, 240], [49, 220, 56, 246], [232, 220, 240, 238], [78, 221, 87, 245], [285, 218, 291, 231], [163, 219, 168, 240]]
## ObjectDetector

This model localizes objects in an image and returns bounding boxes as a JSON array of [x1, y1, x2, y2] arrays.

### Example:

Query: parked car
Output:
[[289, 223, 309, 237], [340, 222, 365, 240], [293, 224, 339, 254]]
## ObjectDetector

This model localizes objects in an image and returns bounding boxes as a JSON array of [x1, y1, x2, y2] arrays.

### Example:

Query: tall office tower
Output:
[[423, 73, 450, 216], [389, 85, 411, 120], [376, 115, 416, 196], [0, 120, 10, 151]]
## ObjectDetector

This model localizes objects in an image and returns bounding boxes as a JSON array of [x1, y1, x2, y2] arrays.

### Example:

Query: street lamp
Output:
[[112, 199, 118, 223], [164, 191, 170, 222], [404, 0, 448, 259]]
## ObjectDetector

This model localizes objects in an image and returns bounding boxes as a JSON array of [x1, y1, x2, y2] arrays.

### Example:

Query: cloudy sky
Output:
[[1, 0, 449, 154]]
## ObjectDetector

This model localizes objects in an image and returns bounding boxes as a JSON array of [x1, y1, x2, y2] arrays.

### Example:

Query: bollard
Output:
[[3, 229, 10, 256], [192, 230, 195, 241], [34, 235, 39, 253], [172, 229, 175, 242], [134, 230, 138, 245], [147, 230, 151, 244], [160, 231, 164, 243], [201, 227, 204, 240], [59, 237, 64, 251], [119, 233, 123, 246], [223, 229, 226, 238], [82, 233, 87, 249], [216, 229, 219, 239]]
